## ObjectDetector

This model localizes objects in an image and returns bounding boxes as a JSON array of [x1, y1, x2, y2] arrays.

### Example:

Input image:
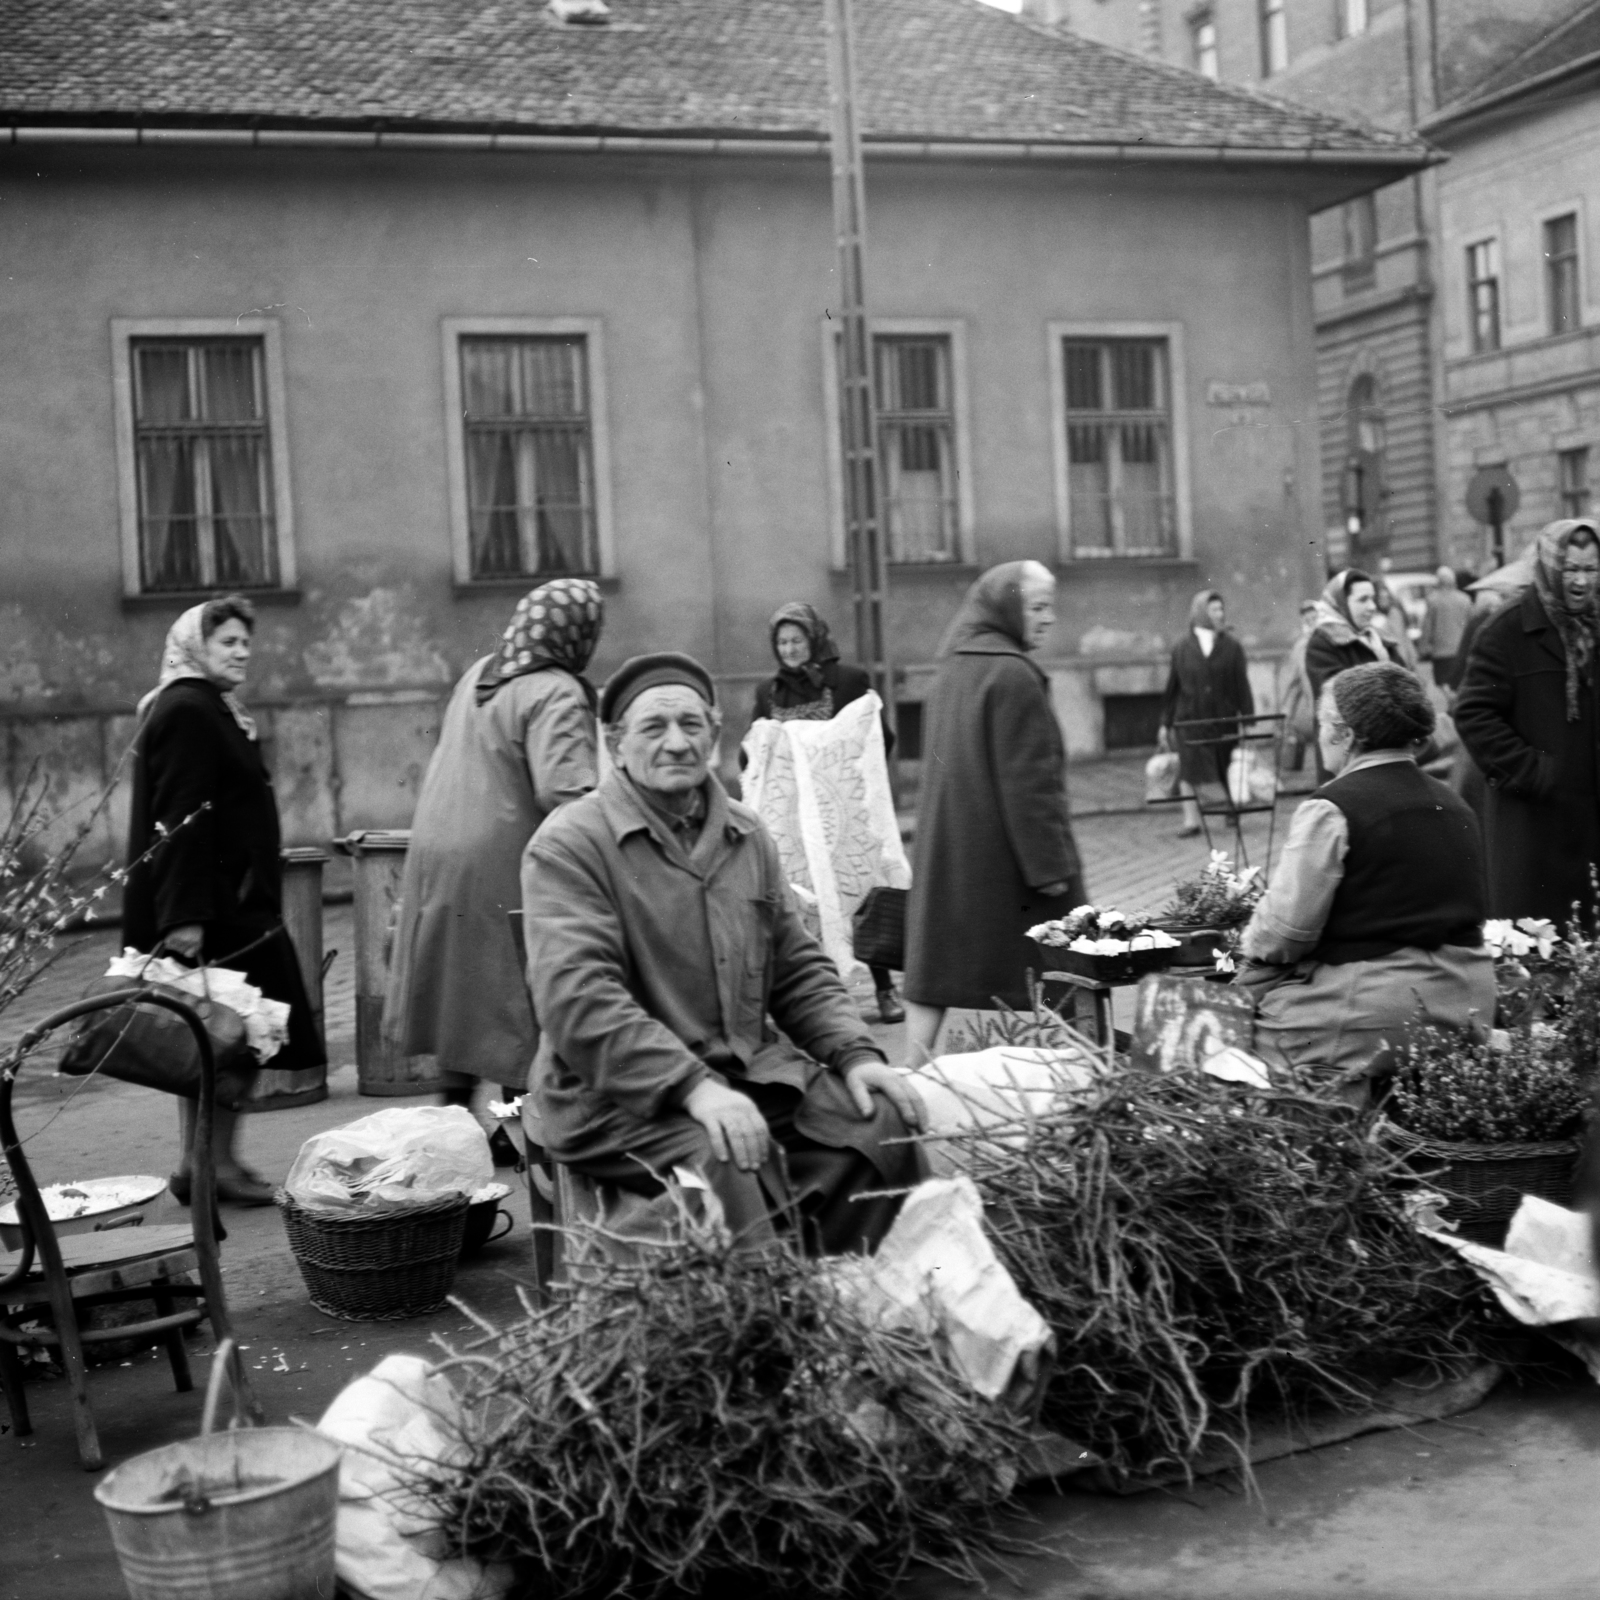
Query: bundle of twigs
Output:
[[427, 1223, 1029, 1599], [950, 1066, 1497, 1482]]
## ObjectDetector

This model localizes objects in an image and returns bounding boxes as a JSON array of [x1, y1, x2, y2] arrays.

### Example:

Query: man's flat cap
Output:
[[600, 652, 717, 724]]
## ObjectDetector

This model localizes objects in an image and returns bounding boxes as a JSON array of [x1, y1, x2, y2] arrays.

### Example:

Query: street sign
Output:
[[1466, 465, 1519, 525]]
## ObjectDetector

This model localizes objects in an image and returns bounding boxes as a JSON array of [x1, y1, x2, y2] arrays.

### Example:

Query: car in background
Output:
[[1379, 569, 1438, 648]]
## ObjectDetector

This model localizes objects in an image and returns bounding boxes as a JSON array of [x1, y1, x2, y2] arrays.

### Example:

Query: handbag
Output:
[[57, 973, 258, 1107], [1144, 749, 1181, 804], [851, 887, 908, 973]]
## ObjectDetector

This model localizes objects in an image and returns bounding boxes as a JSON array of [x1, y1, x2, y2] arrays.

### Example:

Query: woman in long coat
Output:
[[1159, 589, 1254, 836], [125, 596, 325, 1205], [1455, 518, 1600, 930], [384, 580, 603, 1103], [903, 561, 1085, 1059]]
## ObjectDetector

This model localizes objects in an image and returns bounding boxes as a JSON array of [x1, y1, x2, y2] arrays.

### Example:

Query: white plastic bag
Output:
[[285, 1106, 493, 1214], [832, 1176, 1053, 1404], [1144, 749, 1181, 804], [316, 1354, 512, 1600], [1226, 746, 1277, 807], [104, 949, 290, 1063]]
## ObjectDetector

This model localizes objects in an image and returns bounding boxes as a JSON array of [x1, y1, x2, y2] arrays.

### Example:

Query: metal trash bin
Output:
[[240, 847, 331, 1111], [332, 830, 444, 1097]]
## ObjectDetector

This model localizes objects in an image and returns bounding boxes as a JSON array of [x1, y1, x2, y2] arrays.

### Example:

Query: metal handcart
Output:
[[1151, 711, 1287, 873]]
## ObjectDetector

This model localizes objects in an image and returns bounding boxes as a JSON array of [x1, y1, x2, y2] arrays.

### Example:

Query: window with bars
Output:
[[873, 335, 960, 564], [131, 338, 278, 592], [460, 335, 597, 580], [1342, 194, 1377, 294], [1062, 339, 1177, 557], [1191, 13, 1218, 78], [1259, 0, 1287, 74], [1466, 240, 1501, 354], [1559, 447, 1592, 519], [1545, 213, 1581, 337]]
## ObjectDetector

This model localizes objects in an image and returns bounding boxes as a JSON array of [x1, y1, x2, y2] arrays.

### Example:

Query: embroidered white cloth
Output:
[[741, 690, 911, 977]]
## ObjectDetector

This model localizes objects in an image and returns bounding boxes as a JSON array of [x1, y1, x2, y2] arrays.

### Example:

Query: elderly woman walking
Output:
[[749, 602, 903, 1022], [903, 560, 1085, 1060], [126, 596, 326, 1206], [384, 580, 603, 1114], [1159, 588, 1254, 836], [1456, 518, 1600, 930]]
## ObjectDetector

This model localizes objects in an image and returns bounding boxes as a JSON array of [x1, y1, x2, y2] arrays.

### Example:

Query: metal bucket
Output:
[[93, 1342, 342, 1600]]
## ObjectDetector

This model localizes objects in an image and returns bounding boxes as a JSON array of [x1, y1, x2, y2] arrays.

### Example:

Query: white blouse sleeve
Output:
[[1239, 797, 1349, 965]]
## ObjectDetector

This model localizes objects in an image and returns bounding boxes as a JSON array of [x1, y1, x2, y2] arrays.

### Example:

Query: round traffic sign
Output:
[[1466, 465, 1520, 525]]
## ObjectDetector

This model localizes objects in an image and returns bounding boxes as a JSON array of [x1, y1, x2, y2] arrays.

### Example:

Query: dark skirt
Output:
[[208, 915, 326, 1076]]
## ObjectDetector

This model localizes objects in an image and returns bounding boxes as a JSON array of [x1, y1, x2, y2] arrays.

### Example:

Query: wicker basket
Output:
[[1387, 1126, 1580, 1248], [276, 1191, 470, 1321]]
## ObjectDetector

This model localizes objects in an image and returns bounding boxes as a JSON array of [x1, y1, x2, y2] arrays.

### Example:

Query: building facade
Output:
[[0, 0, 1425, 868]]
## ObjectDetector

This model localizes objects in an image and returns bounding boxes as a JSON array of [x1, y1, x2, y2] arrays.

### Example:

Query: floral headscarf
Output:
[[1531, 518, 1600, 721], [1188, 590, 1225, 633], [137, 604, 257, 739], [475, 578, 604, 710], [937, 561, 1053, 657], [768, 601, 841, 691], [1310, 568, 1387, 660]]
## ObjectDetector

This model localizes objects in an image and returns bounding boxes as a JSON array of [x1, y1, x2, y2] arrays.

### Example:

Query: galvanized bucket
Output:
[[93, 1340, 342, 1600]]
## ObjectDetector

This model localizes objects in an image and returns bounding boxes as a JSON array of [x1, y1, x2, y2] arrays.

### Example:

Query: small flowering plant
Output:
[[1028, 905, 1179, 957], [1162, 851, 1265, 931], [1388, 1024, 1589, 1145]]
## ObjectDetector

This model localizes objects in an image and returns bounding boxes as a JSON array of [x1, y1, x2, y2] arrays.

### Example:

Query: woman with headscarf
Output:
[[749, 602, 903, 1021], [1236, 662, 1492, 1102], [1158, 589, 1255, 836], [903, 561, 1085, 1059], [1303, 569, 1407, 780], [1456, 518, 1600, 929], [384, 579, 604, 1113], [125, 595, 326, 1206]]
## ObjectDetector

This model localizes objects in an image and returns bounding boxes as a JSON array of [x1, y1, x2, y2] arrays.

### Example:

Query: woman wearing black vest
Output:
[[1236, 662, 1493, 1100]]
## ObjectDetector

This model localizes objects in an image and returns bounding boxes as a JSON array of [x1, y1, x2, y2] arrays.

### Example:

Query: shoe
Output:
[[166, 1172, 228, 1242], [876, 987, 907, 1024], [487, 1125, 526, 1172], [1177, 823, 1202, 838], [214, 1169, 276, 1206]]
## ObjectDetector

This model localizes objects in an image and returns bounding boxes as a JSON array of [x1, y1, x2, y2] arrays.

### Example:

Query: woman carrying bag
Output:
[[124, 596, 325, 1207]]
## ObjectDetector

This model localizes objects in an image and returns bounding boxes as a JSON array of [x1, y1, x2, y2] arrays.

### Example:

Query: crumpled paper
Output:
[[106, 949, 290, 1063], [284, 1106, 493, 1215]]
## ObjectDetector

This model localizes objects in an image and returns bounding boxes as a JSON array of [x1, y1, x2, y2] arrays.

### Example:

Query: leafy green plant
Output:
[[1162, 850, 1264, 930]]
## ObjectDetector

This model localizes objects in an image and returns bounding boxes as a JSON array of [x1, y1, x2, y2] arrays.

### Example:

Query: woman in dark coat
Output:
[[903, 561, 1085, 1059], [1159, 589, 1254, 836], [125, 596, 325, 1205], [1455, 518, 1600, 930], [1304, 569, 1405, 780], [749, 602, 903, 1022]]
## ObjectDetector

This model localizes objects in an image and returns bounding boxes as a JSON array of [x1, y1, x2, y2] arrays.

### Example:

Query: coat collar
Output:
[[954, 633, 1047, 681]]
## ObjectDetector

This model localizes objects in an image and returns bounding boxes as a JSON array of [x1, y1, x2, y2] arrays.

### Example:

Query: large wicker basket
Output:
[[276, 1191, 470, 1321], [1387, 1126, 1580, 1248]]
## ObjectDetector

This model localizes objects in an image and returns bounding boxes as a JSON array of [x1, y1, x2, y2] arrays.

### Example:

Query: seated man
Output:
[[521, 651, 927, 1255], [1235, 661, 1494, 1100]]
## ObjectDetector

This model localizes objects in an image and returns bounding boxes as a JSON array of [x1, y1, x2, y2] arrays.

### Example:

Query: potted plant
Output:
[[1157, 851, 1265, 968], [1384, 1023, 1589, 1247], [1028, 905, 1180, 985]]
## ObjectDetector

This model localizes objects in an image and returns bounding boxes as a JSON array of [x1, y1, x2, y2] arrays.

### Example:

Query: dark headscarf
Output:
[[937, 561, 1052, 657], [475, 578, 604, 711], [1531, 518, 1600, 722], [768, 601, 841, 692], [1187, 589, 1225, 633]]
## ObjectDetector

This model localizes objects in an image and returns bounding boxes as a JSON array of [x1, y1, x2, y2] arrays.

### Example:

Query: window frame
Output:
[[1190, 10, 1218, 78], [1047, 320, 1192, 564], [1259, 0, 1287, 75], [1341, 193, 1378, 294], [110, 317, 297, 600], [1335, 0, 1368, 40], [1542, 209, 1582, 338], [1464, 235, 1502, 355], [440, 316, 615, 586], [820, 317, 974, 571], [1558, 446, 1592, 520]]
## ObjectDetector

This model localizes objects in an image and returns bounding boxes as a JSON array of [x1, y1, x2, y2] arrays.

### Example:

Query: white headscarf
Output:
[[137, 604, 258, 740]]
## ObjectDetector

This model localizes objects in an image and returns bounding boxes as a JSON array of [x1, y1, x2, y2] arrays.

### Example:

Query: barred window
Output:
[[1545, 213, 1580, 337], [1062, 339, 1177, 557], [874, 336, 959, 563], [461, 336, 597, 579], [132, 338, 278, 592]]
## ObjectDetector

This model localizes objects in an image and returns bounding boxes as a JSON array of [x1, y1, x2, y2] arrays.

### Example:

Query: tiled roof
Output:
[[1438, 0, 1600, 113], [0, 0, 1424, 159]]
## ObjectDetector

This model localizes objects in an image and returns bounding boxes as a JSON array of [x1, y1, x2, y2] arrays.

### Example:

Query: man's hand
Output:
[[844, 1060, 927, 1133], [684, 1079, 770, 1172], [162, 924, 204, 962]]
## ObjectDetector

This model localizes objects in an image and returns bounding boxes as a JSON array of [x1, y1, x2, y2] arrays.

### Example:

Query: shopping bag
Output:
[[1144, 750, 1181, 803], [57, 974, 257, 1106], [851, 886, 908, 972], [1226, 746, 1278, 807]]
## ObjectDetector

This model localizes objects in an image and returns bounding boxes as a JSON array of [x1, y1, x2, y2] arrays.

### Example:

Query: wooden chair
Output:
[[0, 987, 260, 1469]]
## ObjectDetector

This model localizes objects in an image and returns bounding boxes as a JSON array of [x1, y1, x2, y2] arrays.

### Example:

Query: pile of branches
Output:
[[952, 1067, 1498, 1482], [427, 1226, 1029, 1599]]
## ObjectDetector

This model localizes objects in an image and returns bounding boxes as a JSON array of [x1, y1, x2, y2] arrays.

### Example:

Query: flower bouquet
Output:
[[1154, 851, 1265, 968], [1028, 906, 1180, 984]]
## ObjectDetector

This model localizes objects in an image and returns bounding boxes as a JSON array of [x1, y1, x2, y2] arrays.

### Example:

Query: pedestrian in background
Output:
[[1158, 588, 1254, 836], [126, 596, 325, 1207], [903, 560, 1084, 1060], [385, 579, 603, 1135], [1280, 599, 1320, 771], [749, 601, 903, 1022], [1456, 518, 1600, 930], [1305, 569, 1407, 778], [1420, 566, 1474, 690]]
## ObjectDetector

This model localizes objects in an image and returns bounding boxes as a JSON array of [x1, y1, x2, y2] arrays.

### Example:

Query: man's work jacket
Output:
[[521, 769, 884, 1166]]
